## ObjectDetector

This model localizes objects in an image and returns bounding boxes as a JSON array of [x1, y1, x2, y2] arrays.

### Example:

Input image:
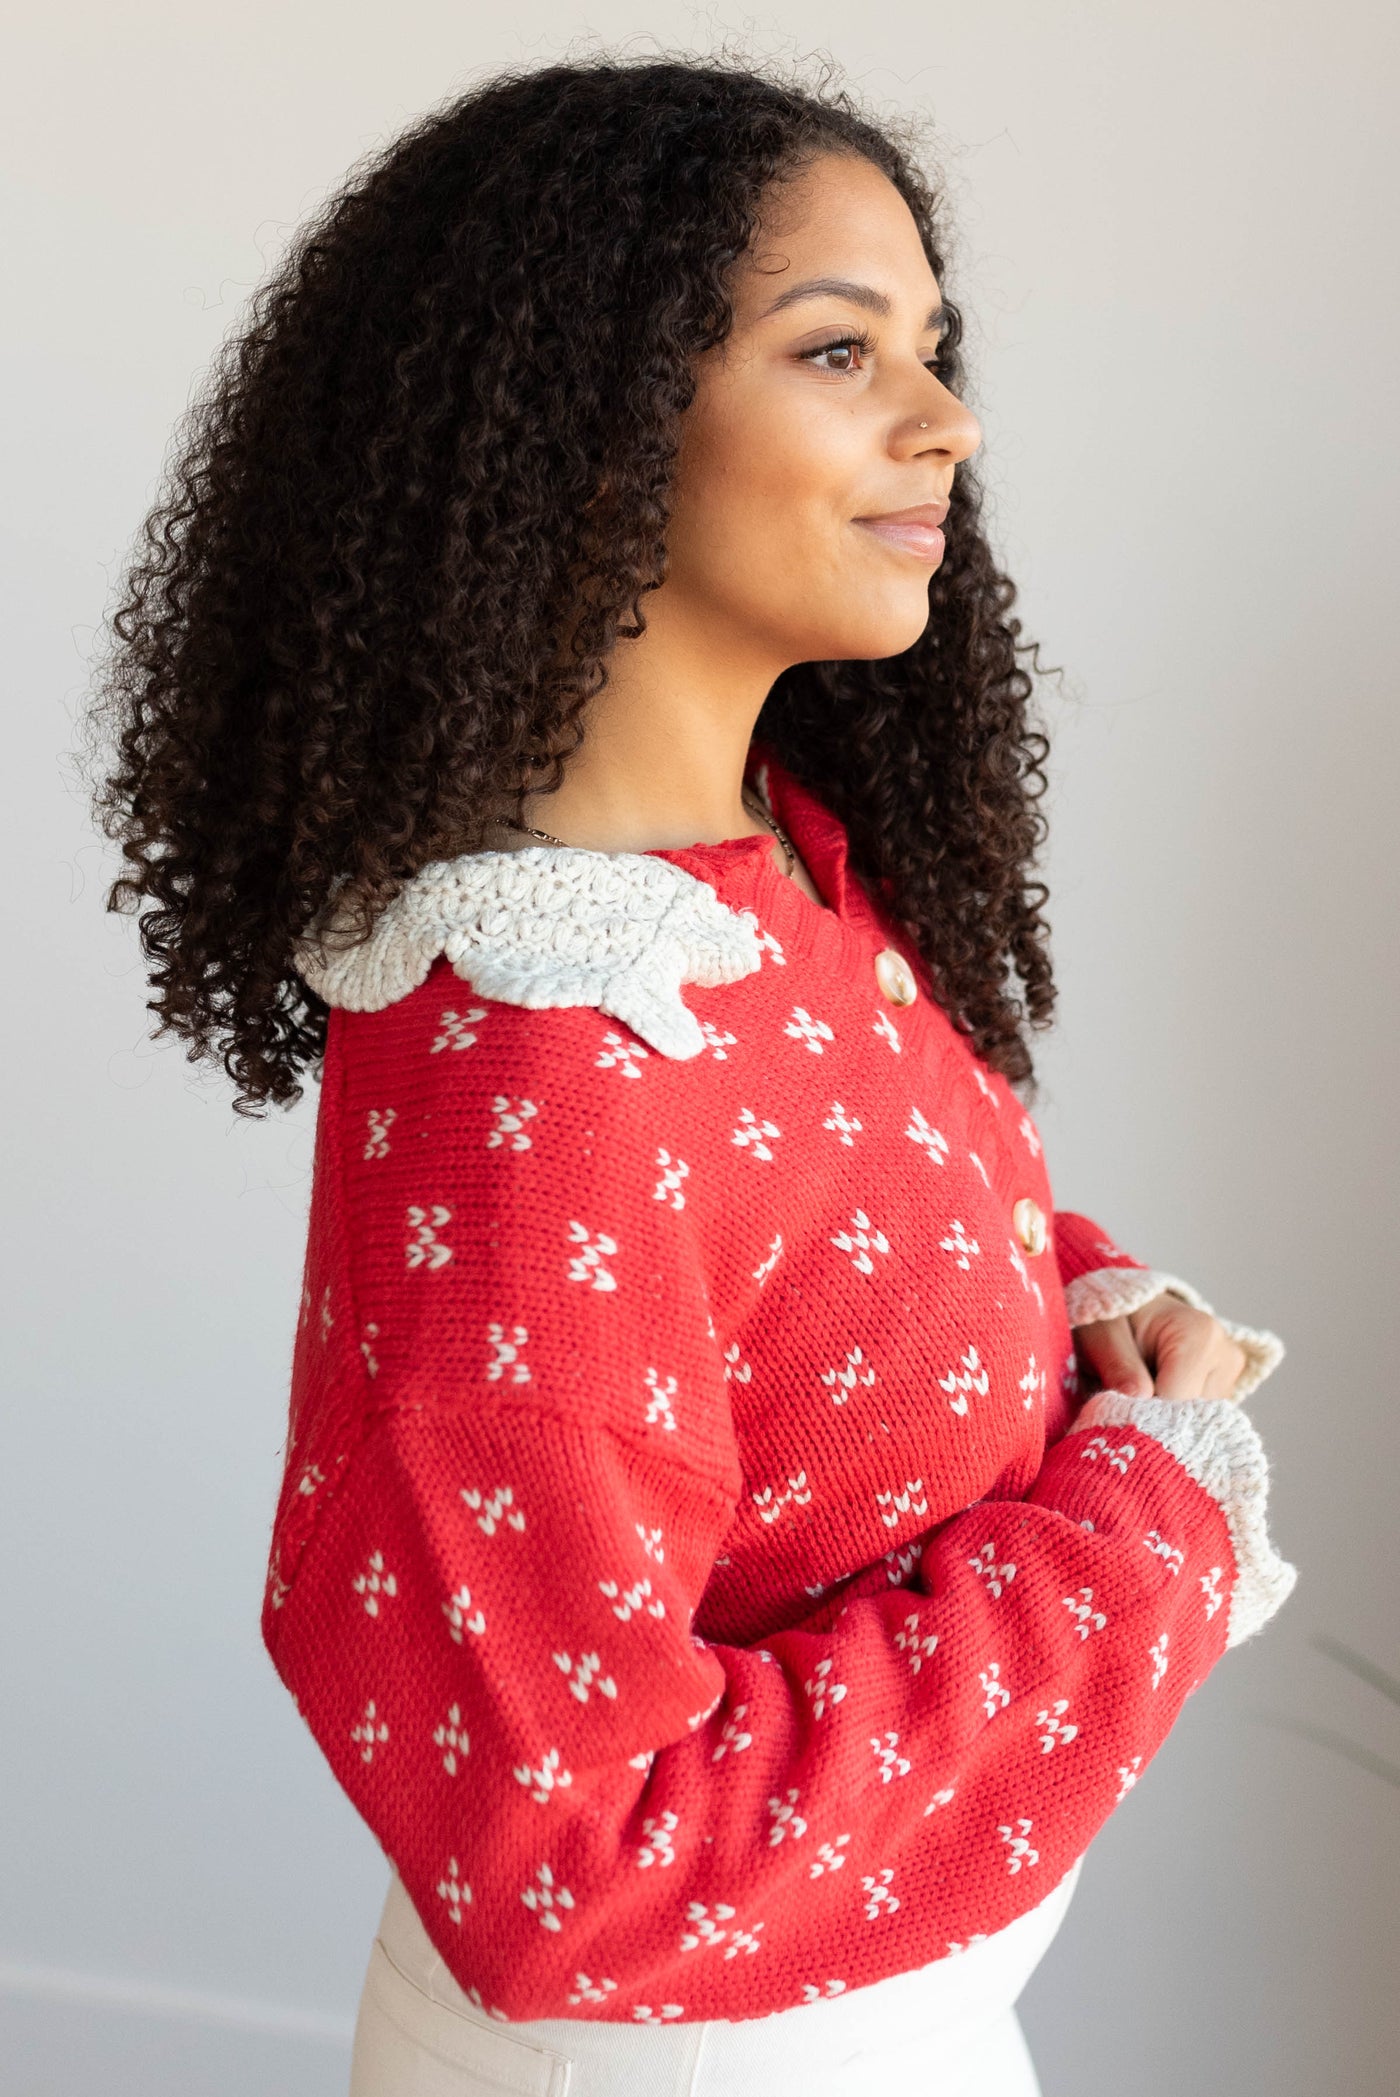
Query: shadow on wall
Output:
[[1253, 1631, 1400, 1790]]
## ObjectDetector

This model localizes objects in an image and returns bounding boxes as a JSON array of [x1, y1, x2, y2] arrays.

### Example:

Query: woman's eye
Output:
[[799, 332, 871, 374], [799, 331, 948, 378]]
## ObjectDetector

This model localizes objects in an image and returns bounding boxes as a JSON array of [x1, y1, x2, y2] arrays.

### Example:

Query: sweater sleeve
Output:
[[1053, 1210, 1285, 1403], [262, 1032, 1298, 2024]]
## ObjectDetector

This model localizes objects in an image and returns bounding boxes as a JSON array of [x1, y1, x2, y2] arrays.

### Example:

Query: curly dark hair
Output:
[[81, 47, 1063, 1118]]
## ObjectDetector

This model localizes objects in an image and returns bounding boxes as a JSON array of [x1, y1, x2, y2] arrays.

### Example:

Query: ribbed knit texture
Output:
[[262, 742, 1296, 2023]]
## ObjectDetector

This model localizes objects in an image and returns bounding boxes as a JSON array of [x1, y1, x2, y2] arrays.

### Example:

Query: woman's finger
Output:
[[1074, 1314, 1154, 1398], [1150, 1319, 1216, 1399], [1133, 1303, 1247, 1401], [1197, 1337, 1249, 1402]]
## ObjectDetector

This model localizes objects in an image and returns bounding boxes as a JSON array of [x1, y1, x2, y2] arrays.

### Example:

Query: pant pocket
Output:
[[350, 1936, 572, 2096]]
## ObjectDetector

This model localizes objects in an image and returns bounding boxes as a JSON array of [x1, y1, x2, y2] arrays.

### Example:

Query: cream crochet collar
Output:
[[293, 845, 766, 1060]]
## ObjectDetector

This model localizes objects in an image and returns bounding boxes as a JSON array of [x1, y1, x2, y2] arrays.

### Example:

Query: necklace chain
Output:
[[499, 785, 798, 879]]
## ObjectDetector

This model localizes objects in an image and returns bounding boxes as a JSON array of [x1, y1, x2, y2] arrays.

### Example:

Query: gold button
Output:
[[1012, 1197, 1048, 1257], [874, 948, 919, 1006]]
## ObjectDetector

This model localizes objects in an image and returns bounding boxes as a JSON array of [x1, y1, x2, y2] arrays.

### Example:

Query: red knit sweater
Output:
[[263, 742, 1295, 2024]]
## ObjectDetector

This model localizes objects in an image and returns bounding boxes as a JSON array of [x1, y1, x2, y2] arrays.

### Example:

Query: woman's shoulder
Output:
[[296, 842, 764, 1062]]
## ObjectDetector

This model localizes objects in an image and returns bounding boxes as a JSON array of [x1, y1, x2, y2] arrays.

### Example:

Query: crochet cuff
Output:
[[1067, 1391, 1298, 1650], [1063, 1266, 1285, 1405]]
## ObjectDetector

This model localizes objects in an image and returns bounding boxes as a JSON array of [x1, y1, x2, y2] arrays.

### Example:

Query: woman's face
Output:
[[665, 152, 984, 668]]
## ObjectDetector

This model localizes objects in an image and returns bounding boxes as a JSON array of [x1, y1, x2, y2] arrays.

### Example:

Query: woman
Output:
[[88, 53, 1296, 2097]]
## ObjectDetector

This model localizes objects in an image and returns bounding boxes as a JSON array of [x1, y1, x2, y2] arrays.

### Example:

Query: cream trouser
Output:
[[348, 1854, 1083, 2095]]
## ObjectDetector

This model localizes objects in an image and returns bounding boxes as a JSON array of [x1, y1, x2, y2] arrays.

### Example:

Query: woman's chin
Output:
[[815, 597, 933, 662]]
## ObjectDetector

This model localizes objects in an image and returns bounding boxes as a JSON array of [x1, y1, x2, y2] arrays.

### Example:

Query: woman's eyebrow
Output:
[[759, 276, 948, 332]]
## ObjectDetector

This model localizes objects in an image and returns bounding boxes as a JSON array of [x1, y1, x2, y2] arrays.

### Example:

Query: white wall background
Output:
[[5, 5, 1397, 2092]]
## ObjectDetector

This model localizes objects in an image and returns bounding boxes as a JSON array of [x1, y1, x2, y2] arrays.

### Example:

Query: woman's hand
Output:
[[1073, 1291, 1249, 1402]]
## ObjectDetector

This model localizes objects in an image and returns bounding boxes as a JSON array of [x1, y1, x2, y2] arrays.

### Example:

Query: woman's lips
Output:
[[854, 518, 946, 562]]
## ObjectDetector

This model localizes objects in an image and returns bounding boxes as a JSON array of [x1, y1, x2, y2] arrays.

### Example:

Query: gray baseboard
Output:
[[0, 1964, 354, 2097]]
